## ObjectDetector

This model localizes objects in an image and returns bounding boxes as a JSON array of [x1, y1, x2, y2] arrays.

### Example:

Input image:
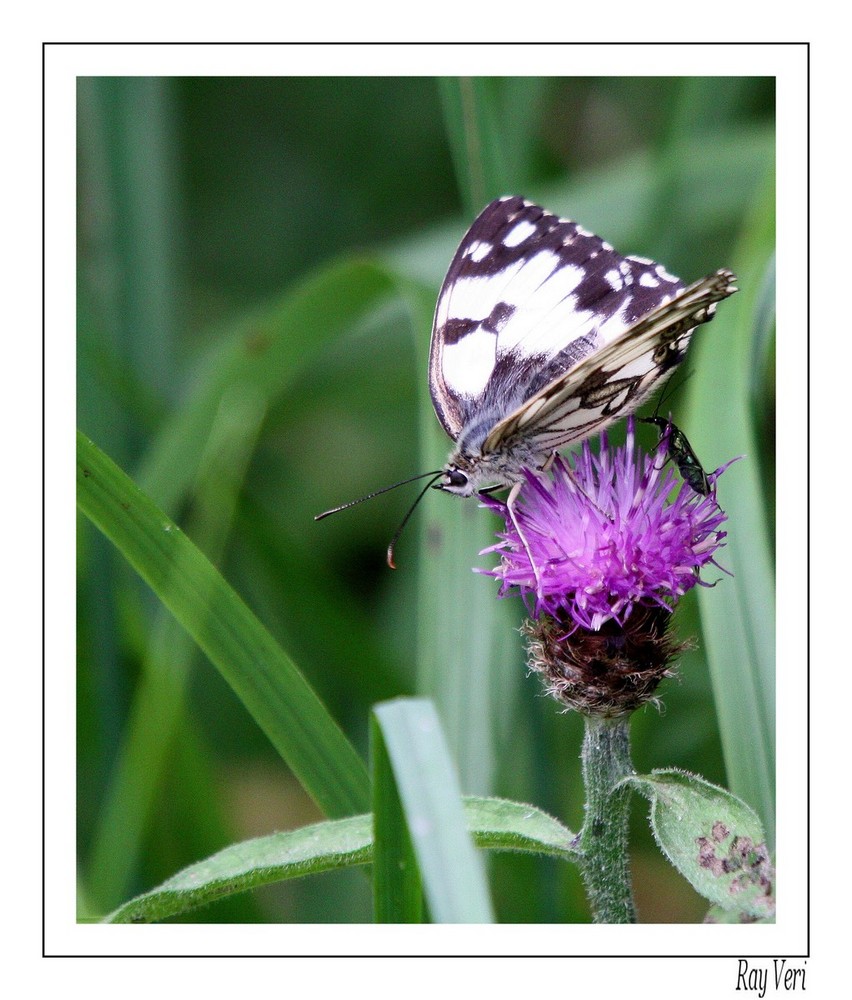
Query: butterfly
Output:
[[429, 195, 737, 498], [317, 196, 737, 566]]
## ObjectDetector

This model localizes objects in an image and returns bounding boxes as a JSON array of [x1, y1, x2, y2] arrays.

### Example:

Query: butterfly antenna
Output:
[[386, 473, 443, 569], [314, 470, 443, 521]]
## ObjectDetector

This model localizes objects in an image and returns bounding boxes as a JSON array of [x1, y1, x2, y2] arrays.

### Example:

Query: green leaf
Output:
[[704, 902, 776, 924], [629, 770, 775, 920], [77, 430, 371, 819], [105, 814, 373, 923], [465, 796, 576, 858], [372, 699, 494, 923], [104, 795, 576, 923]]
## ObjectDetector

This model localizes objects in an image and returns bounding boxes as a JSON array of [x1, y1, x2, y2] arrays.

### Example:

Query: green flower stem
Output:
[[577, 714, 637, 923]]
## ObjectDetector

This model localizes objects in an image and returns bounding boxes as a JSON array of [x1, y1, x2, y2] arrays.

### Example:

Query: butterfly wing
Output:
[[482, 268, 737, 455], [429, 195, 687, 447]]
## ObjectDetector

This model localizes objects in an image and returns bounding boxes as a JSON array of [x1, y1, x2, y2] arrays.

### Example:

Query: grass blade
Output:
[[686, 167, 776, 843], [405, 276, 522, 797], [85, 387, 268, 911], [77, 430, 371, 819], [133, 258, 400, 514], [437, 77, 508, 216], [372, 698, 494, 923], [371, 712, 424, 923]]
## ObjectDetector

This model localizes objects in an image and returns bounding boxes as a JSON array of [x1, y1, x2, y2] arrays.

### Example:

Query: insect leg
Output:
[[505, 480, 543, 598]]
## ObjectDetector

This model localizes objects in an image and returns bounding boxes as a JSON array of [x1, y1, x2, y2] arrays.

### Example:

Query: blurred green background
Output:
[[77, 76, 775, 923]]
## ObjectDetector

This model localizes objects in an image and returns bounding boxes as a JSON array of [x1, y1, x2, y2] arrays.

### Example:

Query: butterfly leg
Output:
[[505, 481, 543, 599]]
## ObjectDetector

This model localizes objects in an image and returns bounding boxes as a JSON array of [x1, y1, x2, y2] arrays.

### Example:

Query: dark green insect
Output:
[[641, 416, 711, 496]]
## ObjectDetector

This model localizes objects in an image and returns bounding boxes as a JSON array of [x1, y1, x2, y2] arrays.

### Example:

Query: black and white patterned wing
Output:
[[429, 195, 687, 445], [482, 268, 737, 455]]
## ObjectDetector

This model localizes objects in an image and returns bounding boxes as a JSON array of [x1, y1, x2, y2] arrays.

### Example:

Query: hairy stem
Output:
[[577, 714, 637, 923]]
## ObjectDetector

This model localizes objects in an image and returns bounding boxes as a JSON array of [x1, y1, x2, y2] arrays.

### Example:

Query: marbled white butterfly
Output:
[[429, 195, 737, 498], [317, 195, 736, 564]]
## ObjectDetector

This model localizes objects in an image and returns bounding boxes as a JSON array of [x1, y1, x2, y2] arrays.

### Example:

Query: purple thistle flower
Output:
[[478, 418, 738, 716], [480, 417, 733, 631]]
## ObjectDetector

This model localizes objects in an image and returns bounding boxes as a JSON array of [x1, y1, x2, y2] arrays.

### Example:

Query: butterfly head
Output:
[[433, 446, 532, 498], [433, 464, 509, 497], [433, 464, 476, 497]]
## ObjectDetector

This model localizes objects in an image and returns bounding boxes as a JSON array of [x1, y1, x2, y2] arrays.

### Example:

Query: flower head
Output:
[[480, 418, 732, 631], [479, 418, 737, 715]]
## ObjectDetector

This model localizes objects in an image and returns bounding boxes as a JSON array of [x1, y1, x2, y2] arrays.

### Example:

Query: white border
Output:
[[44, 42, 805, 973], [47, 41, 796, 79]]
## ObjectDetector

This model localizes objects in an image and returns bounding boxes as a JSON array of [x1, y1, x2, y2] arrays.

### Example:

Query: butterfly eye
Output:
[[446, 469, 468, 489]]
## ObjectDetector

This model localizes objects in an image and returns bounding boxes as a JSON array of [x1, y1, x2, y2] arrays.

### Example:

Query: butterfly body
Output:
[[429, 196, 737, 497], [438, 432, 547, 497]]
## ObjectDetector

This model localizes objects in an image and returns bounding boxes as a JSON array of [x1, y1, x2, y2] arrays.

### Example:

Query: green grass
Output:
[[77, 75, 775, 923]]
